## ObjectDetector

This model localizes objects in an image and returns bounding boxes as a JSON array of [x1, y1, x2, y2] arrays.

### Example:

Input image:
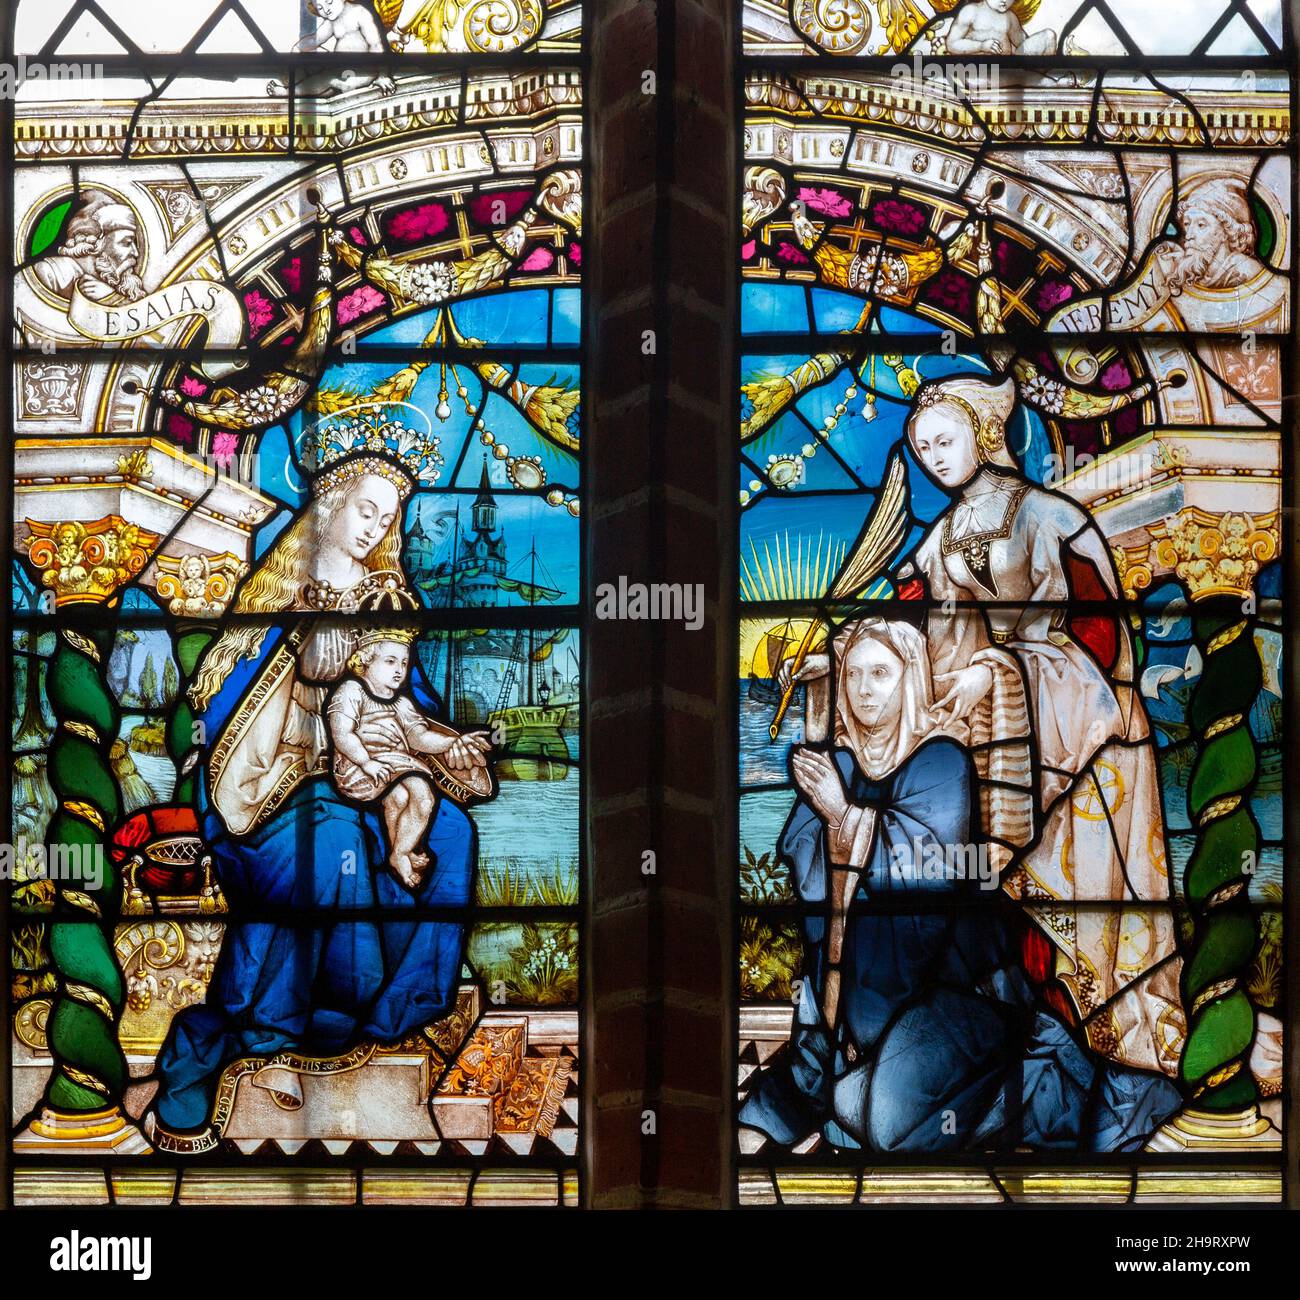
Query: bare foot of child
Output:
[[390, 852, 422, 890]]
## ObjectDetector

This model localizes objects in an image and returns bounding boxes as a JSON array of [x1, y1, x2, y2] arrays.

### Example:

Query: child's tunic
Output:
[[328, 677, 435, 801]]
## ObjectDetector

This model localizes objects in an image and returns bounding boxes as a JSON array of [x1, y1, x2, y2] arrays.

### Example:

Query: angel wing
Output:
[[1013, 0, 1043, 23], [830, 453, 909, 599], [374, 0, 408, 29]]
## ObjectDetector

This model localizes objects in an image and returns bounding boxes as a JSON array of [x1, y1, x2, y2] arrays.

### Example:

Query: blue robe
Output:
[[738, 738, 1181, 1153], [153, 623, 475, 1133]]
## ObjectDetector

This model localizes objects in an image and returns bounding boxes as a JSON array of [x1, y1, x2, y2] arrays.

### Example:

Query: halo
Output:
[[300, 399, 434, 449], [297, 398, 441, 493]]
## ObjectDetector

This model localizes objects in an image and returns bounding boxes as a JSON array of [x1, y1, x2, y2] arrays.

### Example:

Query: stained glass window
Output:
[[737, 1, 1289, 1204], [7, 0, 584, 1208]]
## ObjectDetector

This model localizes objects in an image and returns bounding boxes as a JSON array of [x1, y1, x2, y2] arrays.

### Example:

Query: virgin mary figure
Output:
[[147, 405, 488, 1151], [898, 375, 1186, 1079]]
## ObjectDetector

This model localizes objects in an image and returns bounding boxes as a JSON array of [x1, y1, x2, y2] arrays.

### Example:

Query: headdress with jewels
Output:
[[300, 401, 444, 500], [909, 376, 1018, 470]]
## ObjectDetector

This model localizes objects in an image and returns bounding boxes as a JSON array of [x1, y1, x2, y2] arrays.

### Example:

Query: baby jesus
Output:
[[328, 631, 491, 889]]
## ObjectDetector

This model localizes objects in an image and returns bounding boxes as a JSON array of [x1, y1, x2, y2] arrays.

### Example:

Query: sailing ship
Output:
[[487, 548, 572, 782], [407, 467, 572, 781], [1256, 694, 1282, 792], [747, 618, 803, 705]]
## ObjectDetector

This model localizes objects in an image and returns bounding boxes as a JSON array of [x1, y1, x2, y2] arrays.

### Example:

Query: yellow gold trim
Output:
[[59, 1066, 110, 1096], [1193, 1060, 1243, 1098], [1197, 794, 1242, 825], [1208, 621, 1248, 654], [60, 629, 101, 662], [1191, 978, 1237, 1014], [62, 890, 103, 917], [62, 801, 106, 832], [66, 981, 115, 1020], [1205, 713, 1243, 740]]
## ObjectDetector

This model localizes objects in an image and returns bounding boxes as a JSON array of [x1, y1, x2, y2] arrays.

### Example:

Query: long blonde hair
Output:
[[188, 479, 406, 710]]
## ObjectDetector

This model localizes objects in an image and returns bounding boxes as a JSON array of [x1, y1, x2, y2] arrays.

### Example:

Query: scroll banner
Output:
[[68, 279, 248, 378], [1048, 247, 1171, 335]]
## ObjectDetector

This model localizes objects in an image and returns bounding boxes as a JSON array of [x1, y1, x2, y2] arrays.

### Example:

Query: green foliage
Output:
[[476, 856, 579, 907], [739, 916, 801, 1000], [506, 922, 578, 1005], [740, 845, 794, 904]]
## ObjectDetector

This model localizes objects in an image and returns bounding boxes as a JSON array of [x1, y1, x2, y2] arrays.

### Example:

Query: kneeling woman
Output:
[[739, 619, 1181, 1154]]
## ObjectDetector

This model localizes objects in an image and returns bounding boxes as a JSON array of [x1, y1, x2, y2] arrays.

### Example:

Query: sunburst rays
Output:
[[740, 530, 847, 603]]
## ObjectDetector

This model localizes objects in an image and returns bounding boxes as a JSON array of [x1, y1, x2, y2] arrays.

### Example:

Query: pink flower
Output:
[[337, 284, 386, 325], [180, 375, 208, 398], [926, 269, 973, 315], [386, 204, 450, 244], [520, 246, 554, 272], [1101, 360, 1133, 391], [349, 226, 368, 246], [244, 290, 275, 335], [211, 432, 239, 465], [870, 199, 927, 237], [279, 257, 302, 293], [567, 241, 582, 266], [166, 413, 194, 443], [776, 242, 809, 265], [798, 186, 852, 218], [741, 239, 756, 261]]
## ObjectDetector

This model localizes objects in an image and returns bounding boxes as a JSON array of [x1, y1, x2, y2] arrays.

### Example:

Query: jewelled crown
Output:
[[300, 401, 444, 500], [355, 626, 418, 650]]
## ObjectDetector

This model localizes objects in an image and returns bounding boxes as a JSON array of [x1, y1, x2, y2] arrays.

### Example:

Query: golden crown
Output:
[[301, 402, 444, 500], [355, 626, 418, 650]]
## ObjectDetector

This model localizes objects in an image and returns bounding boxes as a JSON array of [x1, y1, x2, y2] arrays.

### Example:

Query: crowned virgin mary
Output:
[[147, 404, 488, 1152]]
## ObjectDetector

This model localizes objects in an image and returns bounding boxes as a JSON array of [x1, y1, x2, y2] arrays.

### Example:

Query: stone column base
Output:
[[1146, 1106, 1276, 1152], [14, 1106, 151, 1155]]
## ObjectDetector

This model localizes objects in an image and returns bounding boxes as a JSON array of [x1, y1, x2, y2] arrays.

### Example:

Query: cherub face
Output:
[[909, 406, 981, 490], [316, 0, 344, 20], [987, 0, 1017, 13], [363, 642, 409, 695], [843, 637, 905, 733]]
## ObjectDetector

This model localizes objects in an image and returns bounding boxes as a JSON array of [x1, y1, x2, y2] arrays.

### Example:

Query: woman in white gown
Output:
[[899, 375, 1185, 1078]]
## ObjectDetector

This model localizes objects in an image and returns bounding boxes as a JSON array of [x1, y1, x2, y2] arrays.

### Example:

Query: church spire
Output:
[[472, 456, 498, 534]]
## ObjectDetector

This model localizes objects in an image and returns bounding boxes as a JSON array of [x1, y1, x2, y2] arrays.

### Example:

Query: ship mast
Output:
[[444, 505, 460, 717], [526, 538, 536, 708]]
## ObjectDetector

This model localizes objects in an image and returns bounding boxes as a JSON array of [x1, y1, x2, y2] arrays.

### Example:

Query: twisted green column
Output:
[[19, 624, 141, 1148], [1180, 614, 1262, 1112]]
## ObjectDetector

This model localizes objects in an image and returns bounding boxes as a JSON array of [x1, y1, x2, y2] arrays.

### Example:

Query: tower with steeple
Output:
[[472, 457, 499, 535], [458, 457, 508, 606]]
